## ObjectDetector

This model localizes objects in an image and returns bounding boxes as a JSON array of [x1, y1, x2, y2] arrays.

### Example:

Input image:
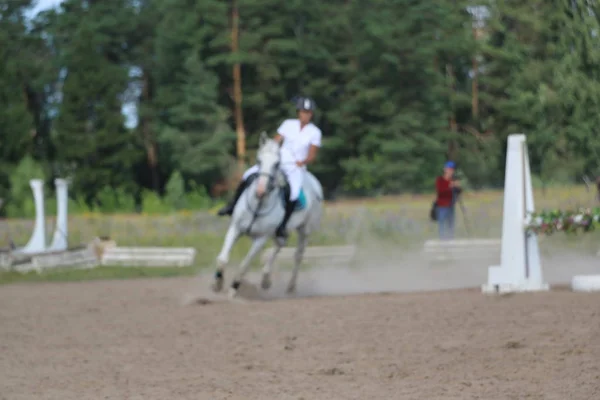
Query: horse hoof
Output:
[[261, 274, 272, 290], [228, 280, 241, 298], [211, 279, 223, 293], [211, 270, 224, 292], [228, 287, 238, 299]]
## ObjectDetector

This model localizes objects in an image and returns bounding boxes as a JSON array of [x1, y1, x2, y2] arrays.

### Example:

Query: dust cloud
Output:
[[181, 241, 600, 305]]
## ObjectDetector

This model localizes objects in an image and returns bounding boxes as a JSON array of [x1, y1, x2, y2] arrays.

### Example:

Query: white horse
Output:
[[212, 132, 324, 298]]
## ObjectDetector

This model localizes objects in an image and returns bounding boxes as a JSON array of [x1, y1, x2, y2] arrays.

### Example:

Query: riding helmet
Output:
[[294, 96, 316, 112]]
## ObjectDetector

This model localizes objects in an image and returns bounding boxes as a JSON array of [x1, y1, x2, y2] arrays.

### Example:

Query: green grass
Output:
[[1, 184, 598, 285], [0, 265, 198, 285]]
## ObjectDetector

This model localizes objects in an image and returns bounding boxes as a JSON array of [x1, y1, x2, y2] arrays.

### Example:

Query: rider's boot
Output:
[[275, 197, 298, 245], [217, 178, 249, 216]]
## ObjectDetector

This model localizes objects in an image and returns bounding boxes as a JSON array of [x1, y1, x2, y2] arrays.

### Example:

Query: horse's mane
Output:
[[257, 137, 280, 161], [259, 139, 296, 166]]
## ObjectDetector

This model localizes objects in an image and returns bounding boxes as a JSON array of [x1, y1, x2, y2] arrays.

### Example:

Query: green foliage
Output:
[[95, 186, 136, 214], [138, 172, 215, 214], [48, 0, 141, 204], [1, 0, 600, 213], [164, 171, 186, 210], [68, 197, 92, 214], [159, 53, 235, 184], [185, 181, 213, 210], [140, 190, 171, 215], [5, 156, 45, 218]]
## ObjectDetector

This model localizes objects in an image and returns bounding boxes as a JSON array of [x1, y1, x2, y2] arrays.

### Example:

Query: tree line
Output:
[[2, 0, 600, 215]]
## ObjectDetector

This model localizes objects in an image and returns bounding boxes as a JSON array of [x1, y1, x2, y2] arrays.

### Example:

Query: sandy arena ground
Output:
[[1, 256, 600, 400]]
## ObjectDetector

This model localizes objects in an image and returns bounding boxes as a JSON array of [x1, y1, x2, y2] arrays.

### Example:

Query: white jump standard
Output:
[[1, 178, 101, 273], [48, 179, 69, 252], [15, 179, 46, 254], [14, 178, 70, 255], [482, 134, 549, 294]]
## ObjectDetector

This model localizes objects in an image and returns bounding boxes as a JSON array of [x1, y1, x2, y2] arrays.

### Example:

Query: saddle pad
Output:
[[281, 188, 306, 211]]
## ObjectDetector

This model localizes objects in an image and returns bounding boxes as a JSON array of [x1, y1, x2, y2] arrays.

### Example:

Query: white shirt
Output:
[[277, 119, 322, 169]]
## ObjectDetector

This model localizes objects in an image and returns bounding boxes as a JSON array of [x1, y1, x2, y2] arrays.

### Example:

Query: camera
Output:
[[452, 170, 465, 181], [451, 170, 464, 196]]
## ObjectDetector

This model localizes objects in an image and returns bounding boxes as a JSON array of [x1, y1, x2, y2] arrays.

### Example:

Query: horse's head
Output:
[[255, 131, 282, 199]]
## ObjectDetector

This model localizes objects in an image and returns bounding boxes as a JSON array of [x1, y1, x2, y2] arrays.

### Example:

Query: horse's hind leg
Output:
[[261, 239, 282, 290], [212, 224, 240, 292], [229, 235, 269, 299], [287, 227, 308, 294]]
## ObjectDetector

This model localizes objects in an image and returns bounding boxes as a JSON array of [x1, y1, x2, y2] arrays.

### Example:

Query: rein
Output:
[[244, 170, 280, 234]]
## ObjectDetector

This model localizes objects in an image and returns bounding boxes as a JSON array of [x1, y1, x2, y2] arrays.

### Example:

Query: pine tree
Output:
[[50, 0, 141, 203], [160, 53, 235, 188], [127, 0, 162, 192], [480, 0, 600, 183], [329, 0, 475, 193], [0, 0, 48, 198]]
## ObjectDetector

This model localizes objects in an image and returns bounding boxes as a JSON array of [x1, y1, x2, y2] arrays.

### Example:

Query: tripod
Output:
[[452, 187, 472, 237]]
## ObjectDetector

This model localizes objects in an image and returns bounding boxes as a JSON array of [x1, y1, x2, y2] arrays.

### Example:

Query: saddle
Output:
[[247, 171, 306, 211], [277, 171, 306, 211]]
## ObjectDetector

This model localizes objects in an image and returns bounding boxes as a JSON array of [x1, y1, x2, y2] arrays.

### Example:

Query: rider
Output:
[[217, 96, 322, 243]]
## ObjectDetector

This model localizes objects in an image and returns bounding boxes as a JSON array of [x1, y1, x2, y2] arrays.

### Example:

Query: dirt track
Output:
[[1, 271, 599, 400]]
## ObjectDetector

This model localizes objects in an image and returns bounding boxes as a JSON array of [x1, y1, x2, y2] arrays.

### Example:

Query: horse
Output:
[[212, 132, 324, 298]]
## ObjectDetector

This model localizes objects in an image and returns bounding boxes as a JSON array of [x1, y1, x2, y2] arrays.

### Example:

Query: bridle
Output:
[[243, 156, 281, 234], [257, 159, 280, 194]]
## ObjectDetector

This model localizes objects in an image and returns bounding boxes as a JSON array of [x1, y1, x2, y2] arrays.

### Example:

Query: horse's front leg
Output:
[[229, 235, 269, 299], [287, 227, 308, 294], [261, 238, 282, 290], [212, 224, 240, 292]]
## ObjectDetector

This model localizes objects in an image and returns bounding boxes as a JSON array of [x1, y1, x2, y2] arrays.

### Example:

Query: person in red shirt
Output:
[[435, 161, 461, 239]]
